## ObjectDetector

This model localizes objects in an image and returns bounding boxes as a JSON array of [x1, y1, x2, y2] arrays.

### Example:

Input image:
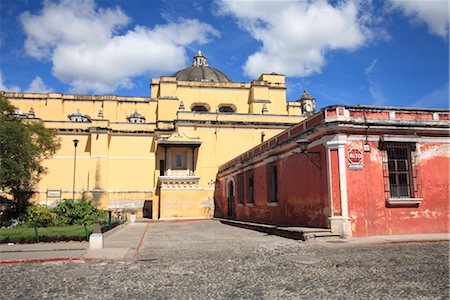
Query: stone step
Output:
[[216, 218, 342, 241], [303, 232, 342, 241]]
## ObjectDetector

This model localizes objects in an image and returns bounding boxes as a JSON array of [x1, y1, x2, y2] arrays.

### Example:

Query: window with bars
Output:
[[237, 173, 244, 204], [269, 165, 278, 203], [386, 143, 414, 198], [247, 173, 254, 204]]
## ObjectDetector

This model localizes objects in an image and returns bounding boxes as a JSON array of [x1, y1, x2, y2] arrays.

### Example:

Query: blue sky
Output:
[[0, 0, 448, 109]]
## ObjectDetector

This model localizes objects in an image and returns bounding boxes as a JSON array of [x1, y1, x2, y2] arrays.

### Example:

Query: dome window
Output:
[[191, 104, 209, 113], [218, 105, 236, 113]]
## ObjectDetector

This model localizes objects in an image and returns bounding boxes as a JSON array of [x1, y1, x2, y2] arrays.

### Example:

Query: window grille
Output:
[[269, 165, 278, 202], [237, 173, 244, 204], [247, 173, 254, 203], [386, 143, 414, 198]]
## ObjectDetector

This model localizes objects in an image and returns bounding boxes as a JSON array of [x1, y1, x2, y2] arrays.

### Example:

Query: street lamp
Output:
[[295, 138, 321, 169], [72, 139, 79, 201]]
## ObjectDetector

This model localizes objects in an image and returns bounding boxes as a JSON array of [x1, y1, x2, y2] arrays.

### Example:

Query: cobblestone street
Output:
[[1, 220, 449, 299]]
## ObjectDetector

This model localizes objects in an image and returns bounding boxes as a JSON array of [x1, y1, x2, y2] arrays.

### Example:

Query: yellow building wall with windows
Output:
[[3, 53, 313, 220]]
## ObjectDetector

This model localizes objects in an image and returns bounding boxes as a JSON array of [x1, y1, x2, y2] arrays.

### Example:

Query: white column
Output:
[[326, 147, 333, 218], [187, 148, 191, 175], [167, 148, 172, 176], [337, 145, 349, 219], [325, 135, 352, 238]]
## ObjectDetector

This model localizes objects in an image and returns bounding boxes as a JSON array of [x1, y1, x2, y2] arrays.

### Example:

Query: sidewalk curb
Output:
[[0, 257, 104, 265]]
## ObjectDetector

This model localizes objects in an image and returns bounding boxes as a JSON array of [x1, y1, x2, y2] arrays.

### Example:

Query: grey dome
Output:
[[173, 51, 233, 83]]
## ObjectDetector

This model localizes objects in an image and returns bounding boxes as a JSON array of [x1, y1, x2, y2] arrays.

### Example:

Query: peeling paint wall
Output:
[[217, 144, 329, 227], [346, 140, 449, 237]]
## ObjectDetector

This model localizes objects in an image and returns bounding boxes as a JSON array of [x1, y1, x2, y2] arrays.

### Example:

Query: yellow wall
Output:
[[3, 70, 305, 220]]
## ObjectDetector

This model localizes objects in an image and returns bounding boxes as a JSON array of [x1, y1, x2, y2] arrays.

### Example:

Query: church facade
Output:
[[3, 51, 312, 220]]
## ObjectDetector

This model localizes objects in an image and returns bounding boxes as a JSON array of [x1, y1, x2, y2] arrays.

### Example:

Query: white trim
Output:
[[158, 217, 212, 221], [381, 135, 450, 143], [346, 135, 450, 143], [325, 135, 348, 150], [267, 202, 279, 207], [388, 198, 423, 205], [35, 189, 154, 193], [51, 156, 155, 160], [111, 136, 154, 139], [160, 187, 203, 190], [326, 148, 333, 218], [337, 145, 349, 219], [108, 156, 156, 160], [389, 111, 396, 119]]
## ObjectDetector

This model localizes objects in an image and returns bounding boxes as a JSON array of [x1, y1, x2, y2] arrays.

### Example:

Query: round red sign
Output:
[[348, 148, 363, 164]]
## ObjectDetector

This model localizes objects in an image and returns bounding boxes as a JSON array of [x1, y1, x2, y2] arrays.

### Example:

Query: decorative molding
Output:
[[108, 199, 145, 210], [159, 176, 200, 189]]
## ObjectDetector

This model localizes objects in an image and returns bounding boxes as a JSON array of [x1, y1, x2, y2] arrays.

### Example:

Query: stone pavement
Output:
[[84, 222, 149, 261], [1, 220, 448, 299]]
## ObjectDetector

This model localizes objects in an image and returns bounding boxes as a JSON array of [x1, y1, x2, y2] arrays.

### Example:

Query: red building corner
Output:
[[215, 105, 450, 238]]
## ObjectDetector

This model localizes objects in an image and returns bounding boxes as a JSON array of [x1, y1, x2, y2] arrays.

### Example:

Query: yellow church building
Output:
[[3, 51, 315, 220]]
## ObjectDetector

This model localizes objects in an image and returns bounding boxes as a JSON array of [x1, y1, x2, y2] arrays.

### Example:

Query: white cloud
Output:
[[0, 72, 21, 92], [216, 0, 373, 78], [387, 0, 449, 38], [364, 59, 386, 105], [193, 2, 203, 12], [413, 84, 450, 107], [20, 0, 220, 94], [25, 76, 53, 93], [364, 59, 387, 105]]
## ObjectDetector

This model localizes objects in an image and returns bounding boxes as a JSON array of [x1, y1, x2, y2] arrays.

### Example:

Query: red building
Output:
[[215, 105, 450, 237]]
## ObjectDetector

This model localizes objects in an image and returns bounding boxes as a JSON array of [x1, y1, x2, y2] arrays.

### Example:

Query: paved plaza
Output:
[[1, 220, 449, 299]]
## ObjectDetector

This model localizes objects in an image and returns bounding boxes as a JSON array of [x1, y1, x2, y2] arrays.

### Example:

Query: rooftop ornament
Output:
[[178, 101, 186, 111], [97, 108, 104, 118], [28, 107, 35, 118], [262, 103, 268, 114], [127, 111, 146, 124], [68, 108, 91, 123], [193, 50, 208, 67], [298, 90, 317, 116]]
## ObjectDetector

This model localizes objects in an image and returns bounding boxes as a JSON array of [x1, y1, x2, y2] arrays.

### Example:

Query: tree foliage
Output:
[[53, 199, 106, 226], [0, 94, 60, 216], [25, 205, 54, 227]]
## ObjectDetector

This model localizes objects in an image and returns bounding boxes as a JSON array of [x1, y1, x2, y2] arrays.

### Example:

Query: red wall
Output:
[[216, 145, 329, 227], [346, 141, 450, 237]]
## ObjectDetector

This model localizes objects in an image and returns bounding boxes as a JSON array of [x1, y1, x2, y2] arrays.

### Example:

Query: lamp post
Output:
[[72, 139, 79, 201], [295, 138, 321, 169]]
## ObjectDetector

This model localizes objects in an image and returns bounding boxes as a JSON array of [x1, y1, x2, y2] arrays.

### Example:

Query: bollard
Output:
[[33, 222, 39, 243], [89, 221, 104, 249], [84, 224, 88, 241]]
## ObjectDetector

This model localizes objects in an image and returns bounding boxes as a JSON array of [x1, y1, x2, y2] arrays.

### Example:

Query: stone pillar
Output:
[[326, 135, 352, 238]]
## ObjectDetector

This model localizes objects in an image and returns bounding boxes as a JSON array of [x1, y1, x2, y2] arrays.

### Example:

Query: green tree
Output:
[[0, 94, 60, 217]]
